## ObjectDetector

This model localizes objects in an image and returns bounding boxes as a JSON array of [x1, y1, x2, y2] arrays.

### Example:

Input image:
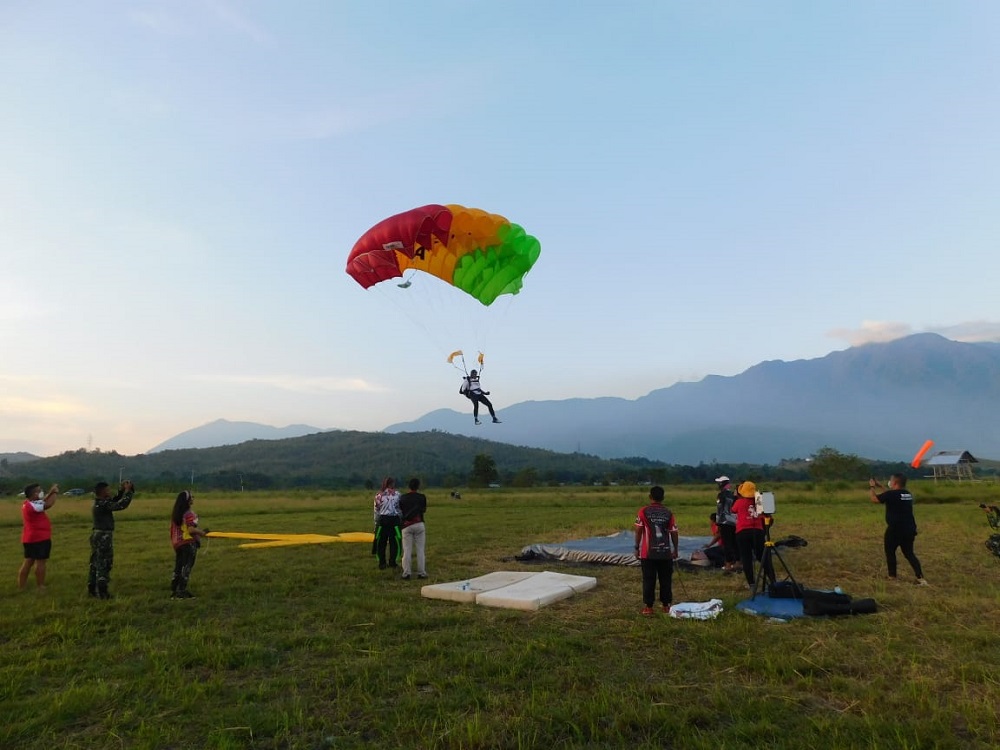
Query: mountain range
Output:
[[4, 333, 997, 466], [146, 419, 328, 453], [386, 333, 1000, 463]]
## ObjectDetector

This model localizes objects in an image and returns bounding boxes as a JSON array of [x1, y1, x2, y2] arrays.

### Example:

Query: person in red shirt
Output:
[[18, 483, 59, 591], [633, 486, 679, 615], [732, 480, 775, 590]]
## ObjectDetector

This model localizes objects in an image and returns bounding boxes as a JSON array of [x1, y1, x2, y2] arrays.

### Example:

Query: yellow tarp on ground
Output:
[[205, 531, 374, 549]]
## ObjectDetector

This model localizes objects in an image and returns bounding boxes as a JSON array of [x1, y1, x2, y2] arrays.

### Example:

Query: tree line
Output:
[[0, 432, 960, 495]]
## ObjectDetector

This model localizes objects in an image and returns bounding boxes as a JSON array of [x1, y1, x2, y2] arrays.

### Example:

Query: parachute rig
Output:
[[447, 349, 485, 376]]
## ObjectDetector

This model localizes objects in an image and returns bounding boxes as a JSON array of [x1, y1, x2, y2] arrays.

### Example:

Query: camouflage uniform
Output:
[[88, 488, 134, 598]]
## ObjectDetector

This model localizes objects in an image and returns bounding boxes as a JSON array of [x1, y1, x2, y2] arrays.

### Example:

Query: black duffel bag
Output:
[[802, 588, 878, 616]]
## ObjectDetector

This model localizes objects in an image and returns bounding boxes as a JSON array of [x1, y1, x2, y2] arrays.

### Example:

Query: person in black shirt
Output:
[[399, 477, 428, 579], [869, 474, 927, 585]]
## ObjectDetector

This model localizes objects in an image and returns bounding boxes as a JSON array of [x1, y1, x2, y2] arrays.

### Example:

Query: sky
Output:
[[3, 1, 1000, 457]]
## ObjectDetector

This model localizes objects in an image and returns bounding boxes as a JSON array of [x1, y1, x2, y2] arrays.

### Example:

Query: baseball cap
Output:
[[714, 475, 730, 484]]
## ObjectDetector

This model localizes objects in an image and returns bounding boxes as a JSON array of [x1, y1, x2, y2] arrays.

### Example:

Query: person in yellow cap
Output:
[[732, 481, 774, 590]]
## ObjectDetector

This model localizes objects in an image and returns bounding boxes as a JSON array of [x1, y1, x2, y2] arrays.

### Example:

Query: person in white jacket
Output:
[[373, 477, 402, 569], [459, 370, 500, 425]]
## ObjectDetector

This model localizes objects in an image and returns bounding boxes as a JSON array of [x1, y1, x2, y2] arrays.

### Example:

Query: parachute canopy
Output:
[[346, 204, 541, 306]]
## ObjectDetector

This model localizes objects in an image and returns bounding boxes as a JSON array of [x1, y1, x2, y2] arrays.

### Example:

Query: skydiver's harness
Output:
[[451, 351, 486, 400], [459, 376, 482, 400]]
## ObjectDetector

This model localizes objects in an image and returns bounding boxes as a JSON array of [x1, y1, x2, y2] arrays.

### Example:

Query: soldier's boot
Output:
[[97, 583, 113, 600]]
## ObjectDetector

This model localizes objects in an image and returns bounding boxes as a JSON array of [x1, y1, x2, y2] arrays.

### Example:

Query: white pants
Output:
[[401, 522, 426, 576]]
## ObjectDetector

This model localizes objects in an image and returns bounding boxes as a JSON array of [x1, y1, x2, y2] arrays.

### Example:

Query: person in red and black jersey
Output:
[[633, 485, 679, 616]]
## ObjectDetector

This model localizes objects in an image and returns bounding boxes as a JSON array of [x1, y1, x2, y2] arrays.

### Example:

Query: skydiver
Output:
[[459, 369, 500, 425]]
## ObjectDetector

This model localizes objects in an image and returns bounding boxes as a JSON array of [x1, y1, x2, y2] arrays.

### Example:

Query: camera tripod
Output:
[[750, 516, 802, 599]]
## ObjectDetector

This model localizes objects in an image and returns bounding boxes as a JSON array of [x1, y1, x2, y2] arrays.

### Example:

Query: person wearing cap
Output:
[[713, 476, 739, 573], [18, 483, 59, 591], [732, 480, 774, 590]]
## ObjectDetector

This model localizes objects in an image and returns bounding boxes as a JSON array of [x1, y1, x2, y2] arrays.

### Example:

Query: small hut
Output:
[[922, 450, 979, 482]]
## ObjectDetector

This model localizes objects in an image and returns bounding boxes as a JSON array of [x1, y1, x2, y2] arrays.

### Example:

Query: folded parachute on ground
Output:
[[345, 204, 541, 306]]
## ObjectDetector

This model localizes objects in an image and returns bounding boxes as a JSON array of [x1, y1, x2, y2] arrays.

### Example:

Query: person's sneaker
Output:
[[492, 418, 501, 423], [401, 574, 410, 580], [378, 562, 387, 570], [661, 605, 671, 614], [474, 419, 482, 425], [417, 573, 428, 579], [916, 578, 929, 586], [172, 590, 195, 599], [641, 606, 654, 616]]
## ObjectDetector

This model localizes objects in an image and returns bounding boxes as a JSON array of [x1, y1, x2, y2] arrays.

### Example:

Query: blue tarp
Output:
[[735, 594, 807, 620]]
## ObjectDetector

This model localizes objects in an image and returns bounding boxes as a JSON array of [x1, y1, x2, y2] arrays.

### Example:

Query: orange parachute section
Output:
[[911, 440, 934, 469]]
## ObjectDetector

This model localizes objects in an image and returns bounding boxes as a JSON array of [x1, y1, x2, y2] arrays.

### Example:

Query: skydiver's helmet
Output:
[[470, 370, 478, 377]]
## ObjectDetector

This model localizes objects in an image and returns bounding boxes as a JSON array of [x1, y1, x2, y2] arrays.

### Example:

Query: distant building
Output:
[[922, 450, 979, 482]]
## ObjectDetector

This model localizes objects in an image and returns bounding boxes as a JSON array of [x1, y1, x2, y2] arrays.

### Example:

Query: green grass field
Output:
[[2, 482, 999, 749]]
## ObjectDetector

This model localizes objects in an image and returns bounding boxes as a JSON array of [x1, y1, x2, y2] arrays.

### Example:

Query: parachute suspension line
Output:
[[368, 278, 453, 357], [346, 204, 541, 369], [447, 350, 469, 376]]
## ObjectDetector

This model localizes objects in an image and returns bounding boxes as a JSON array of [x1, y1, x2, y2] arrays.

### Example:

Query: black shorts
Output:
[[23, 540, 52, 560]]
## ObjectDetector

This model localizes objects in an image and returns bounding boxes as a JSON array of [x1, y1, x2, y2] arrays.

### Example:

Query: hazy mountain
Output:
[[0, 452, 40, 465], [147, 419, 330, 453], [386, 334, 1000, 463]]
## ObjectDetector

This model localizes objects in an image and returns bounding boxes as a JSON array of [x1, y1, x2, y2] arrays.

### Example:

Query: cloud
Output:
[[827, 321, 914, 347], [925, 320, 1000, 343], [266, 69, 484, 141], [270, 107, 372, 141], [191, 374, 390, 394], [827, 320, 1000, 347], [0, 395, 87, 416], [206, 0, 270, 44], [127, 8, 188, 36], [0, 376, 91, 416], [128, 0, 270, 44]]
